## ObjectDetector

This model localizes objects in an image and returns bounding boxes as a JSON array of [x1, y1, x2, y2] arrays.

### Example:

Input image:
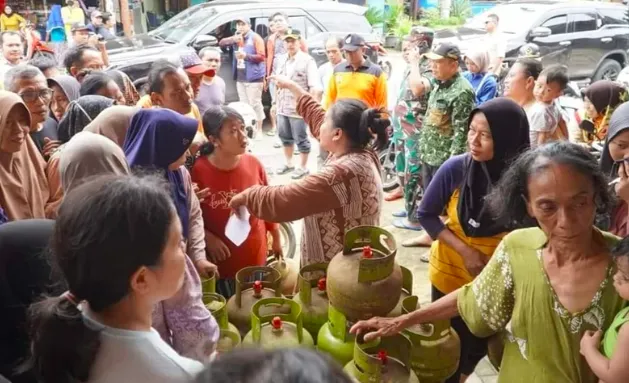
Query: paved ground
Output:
[[251, 51, 498, 381]]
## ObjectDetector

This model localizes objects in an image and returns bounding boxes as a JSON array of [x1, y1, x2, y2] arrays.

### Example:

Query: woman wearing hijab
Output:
[[414, 98, 530, 382], [58, 95, 115, 143], [83, 105, 139, 146], [0, 91, 49, 221], [0, 219, 60, 383], [108, 69, 141, 106], [45, 4, 66, 44], [44, 95, 115, 218], [572, 80, 627, 145], [0, 6, 24, 32], [47, 75, 80, 122], [600, 102, 629, 237], [463, 48, 498, 106], [123, 109, 219, 360]]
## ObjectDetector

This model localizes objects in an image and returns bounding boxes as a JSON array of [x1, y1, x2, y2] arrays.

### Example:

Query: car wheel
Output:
[[592, 59, 622, 82]]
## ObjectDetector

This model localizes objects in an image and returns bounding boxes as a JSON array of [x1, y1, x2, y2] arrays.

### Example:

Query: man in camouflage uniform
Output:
[[403, 41, 475, 248], [391, 27, 435, 232]]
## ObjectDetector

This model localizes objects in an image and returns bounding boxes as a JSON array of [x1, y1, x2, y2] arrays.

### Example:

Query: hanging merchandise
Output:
[[225, 266, 290, 336], [242, 297, 315, 348], [327, 226, 403, 321], [292, 263, 328, 341], [401, 296, 461, 383], [344, 333, 419, 383]]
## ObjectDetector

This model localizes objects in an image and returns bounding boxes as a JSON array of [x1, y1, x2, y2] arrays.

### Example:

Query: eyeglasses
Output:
[[19, 88, 53, 103]]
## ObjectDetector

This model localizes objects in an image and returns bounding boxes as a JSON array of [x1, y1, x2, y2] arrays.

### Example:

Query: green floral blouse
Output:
[[458, 227, 625, 382]]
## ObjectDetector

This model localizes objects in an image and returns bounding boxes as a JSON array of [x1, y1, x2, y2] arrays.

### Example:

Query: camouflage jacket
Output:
[[418, 72, 475, 167], [392, 57, 433, 140]]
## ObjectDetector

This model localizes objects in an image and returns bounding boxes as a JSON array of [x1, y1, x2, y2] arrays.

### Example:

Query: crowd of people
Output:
[[2, 8, 629, 383]]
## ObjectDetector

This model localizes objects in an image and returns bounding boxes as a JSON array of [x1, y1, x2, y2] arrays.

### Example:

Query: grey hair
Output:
[[198, 47, 221, 59], [5, 64, 45, 93]]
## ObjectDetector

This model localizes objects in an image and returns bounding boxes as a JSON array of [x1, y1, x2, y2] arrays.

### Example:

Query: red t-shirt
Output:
[[191, 154, 276, 278]]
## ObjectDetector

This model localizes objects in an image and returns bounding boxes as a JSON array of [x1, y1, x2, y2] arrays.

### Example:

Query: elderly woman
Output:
[[352, 141, 625, 382], [463, 49, 497, 106]]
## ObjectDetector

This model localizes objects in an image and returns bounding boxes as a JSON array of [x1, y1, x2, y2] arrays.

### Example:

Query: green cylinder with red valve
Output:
[[202, 292, 242, 351], [225, 266, 290, 337], [242, 297, 315, 348], [387, 265, 413, 317], [201, 271, 217, 294], [326, 226, 403, 322], [343, 333, 419, 383], [292, 262, 328, 341]]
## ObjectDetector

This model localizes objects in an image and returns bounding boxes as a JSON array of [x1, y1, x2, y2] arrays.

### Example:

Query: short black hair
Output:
[[541, 64, 569, 90], [271, 12, 288, 22], [487, 13, 499, 23], [101, 12, 112, 24], [147, 60, 180, 94], [0, 31, 23, 45], [28, 54, 58, 74], [488, 141, 613, 229], [80, 71, 114, 96], [514, 57, 543, 80], [63, 44, 100, 74]]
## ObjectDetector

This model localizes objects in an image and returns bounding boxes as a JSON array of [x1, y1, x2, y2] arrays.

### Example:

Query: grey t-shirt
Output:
[[527, 100, 561, 148], [195, 76, 226, 115]]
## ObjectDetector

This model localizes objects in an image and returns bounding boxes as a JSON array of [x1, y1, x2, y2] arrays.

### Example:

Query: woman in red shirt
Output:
[[191, 105, 281, 298]]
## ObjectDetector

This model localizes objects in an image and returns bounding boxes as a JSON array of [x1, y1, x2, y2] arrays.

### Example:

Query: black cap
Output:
[[282, 29, 302, 40], [426, 42, 461, 61], [342, 33, 365, 52], [71, 22, 89, 32]]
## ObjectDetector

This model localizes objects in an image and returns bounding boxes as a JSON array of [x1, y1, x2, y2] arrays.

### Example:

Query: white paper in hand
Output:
[[225, 206, 251, 246]]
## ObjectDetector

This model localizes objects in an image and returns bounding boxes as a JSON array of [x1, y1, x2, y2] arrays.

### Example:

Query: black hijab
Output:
[[0, 219, 64, 383], [458, 98, 530, 238], [58, 95, 115, 143], [601, 101, 629, 177]]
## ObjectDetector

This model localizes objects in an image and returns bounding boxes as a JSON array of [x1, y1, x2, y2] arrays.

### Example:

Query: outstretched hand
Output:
[[349, 315, 408, 342]]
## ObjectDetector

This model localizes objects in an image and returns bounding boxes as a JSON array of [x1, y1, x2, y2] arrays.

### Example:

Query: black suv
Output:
[[106, 0, 378, 102], [435, 0, 629, 83]]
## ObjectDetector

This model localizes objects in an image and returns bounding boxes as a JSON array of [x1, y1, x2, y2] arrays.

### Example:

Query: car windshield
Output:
[[149, 5, 217, 43], [464, 4, 543, 35]]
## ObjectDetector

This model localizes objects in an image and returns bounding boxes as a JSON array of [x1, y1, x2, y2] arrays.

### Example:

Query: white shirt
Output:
[[318, 61, 335, 99], [83, 313, 205, 383], [485, 31, 506, 65]]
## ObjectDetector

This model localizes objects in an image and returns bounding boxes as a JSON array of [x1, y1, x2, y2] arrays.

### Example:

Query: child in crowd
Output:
[[581, 236, 629, 383], [528, 64, 569, 148]]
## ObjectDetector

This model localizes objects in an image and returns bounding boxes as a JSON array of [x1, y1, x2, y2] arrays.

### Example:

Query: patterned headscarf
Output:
[[58, 96, 115, 143], [107, 70, 140, 106]]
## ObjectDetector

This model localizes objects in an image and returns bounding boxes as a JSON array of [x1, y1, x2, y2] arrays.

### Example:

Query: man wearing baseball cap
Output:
[[219, 17, 266, 138], [272, 29, 320, 179], [322, 33, 387, 111], [402, 42, 474, 250], [69, 22, 90, 47], [180, 51, 216, 99]]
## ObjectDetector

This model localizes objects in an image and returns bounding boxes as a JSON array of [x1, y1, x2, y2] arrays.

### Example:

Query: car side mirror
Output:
[[192, 35, 218, 50], [529, 26, 551, 39]]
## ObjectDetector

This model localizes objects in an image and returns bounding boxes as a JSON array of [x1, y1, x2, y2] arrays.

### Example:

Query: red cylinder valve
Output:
[[362, 246, 373, 259], [253, 280, 262, 294], [377, 350, 388, 365], [271, 316, 282, 329], [317, 277, 327, 291]]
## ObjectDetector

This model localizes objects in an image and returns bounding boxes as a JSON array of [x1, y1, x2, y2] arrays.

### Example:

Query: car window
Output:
[[541, 15, 568, 35], [149, 5, 218, 43], [253, 17, 271, 39], [288, 16, 322, 38], [307, 11, 372, 33], [465, 4, 543, 34], [599, 9, 628, 25], [572, 13, 598, 32]]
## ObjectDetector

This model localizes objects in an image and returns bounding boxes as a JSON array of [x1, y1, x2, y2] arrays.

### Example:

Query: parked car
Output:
[[106, 0, 380, 103], [434, 0, 629, 84]]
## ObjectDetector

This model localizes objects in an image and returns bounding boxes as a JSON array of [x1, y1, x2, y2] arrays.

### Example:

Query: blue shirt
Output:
[[463, 71, 497, 106]]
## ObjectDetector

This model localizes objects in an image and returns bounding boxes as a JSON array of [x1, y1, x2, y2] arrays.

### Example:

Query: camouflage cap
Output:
[[425, 42, 461, 61]]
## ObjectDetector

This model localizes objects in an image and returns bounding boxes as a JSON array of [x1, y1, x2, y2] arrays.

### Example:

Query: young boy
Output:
[[528, 65, 569, 148]]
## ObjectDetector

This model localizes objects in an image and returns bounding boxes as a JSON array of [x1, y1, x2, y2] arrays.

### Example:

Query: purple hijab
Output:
[[123, 109, 198, 238]]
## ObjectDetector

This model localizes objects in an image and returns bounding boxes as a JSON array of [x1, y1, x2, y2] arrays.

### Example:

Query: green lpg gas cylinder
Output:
[[292, 262, 328, 341], [201, 271, 216, 294], [344, 333, 419, 383], [242, 297, 315, 348], [216, 328, 241, 354], [225, 266, 289, 336], [317, 304, 356, 366], [202, 292, 241, 345], [402, 296, 461, 383], [387, 266, 413, 317], [327, 226, 403, 321]]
